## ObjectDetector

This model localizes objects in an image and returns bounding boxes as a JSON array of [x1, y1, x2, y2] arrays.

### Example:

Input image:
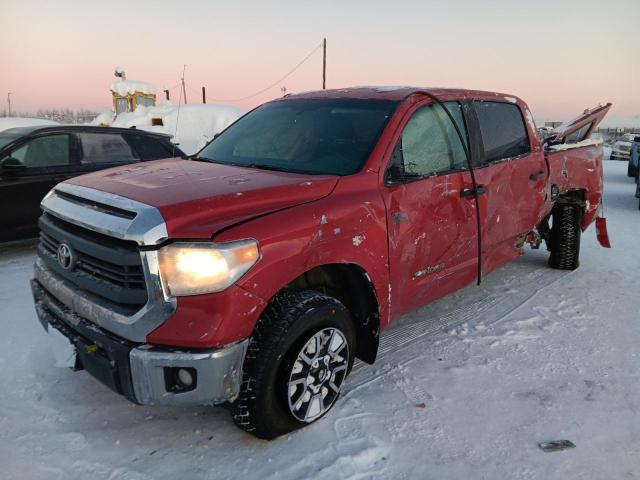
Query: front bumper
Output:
[[31, 278, 248, 406]]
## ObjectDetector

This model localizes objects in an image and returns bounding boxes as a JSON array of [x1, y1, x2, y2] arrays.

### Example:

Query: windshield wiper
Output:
[[188, 155, 219, 163], [243, 163, 292, 173]]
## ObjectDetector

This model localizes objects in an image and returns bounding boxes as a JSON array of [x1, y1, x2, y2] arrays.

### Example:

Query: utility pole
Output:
[[164, 89, 170, 101], [7, 92, 11, 116], [322, 38, 327, 90], [202, 86, 206, 104], [181, 64, 188, 104]]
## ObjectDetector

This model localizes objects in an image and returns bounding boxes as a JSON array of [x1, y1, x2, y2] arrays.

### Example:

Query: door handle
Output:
[[529, 171, 546, 181], [460, 185, 487, 198]]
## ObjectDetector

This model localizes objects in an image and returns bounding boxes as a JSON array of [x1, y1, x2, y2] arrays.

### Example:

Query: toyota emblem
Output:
[[57, 243, 76, 270]]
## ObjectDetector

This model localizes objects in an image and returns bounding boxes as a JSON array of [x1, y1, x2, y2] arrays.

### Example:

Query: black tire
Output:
[[231, 290, 355, 439], [548, 203, 583, 270]]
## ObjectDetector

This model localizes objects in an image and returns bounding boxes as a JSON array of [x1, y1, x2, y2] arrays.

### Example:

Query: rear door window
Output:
[[9, 134, 72, 168], [473, 101, 530, 163], [79, 133, 138, 164], [124, 134, 174, 160], [398, 101, 468, 177]]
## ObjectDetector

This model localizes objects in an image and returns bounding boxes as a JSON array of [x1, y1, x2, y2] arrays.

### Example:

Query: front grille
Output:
[[40, 232, 145, 289], [38, 213, 148, 309]]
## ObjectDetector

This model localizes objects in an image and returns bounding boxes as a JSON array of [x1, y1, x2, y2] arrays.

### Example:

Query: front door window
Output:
[[9, 134, 71, 168], [396, 101, 468, 177]]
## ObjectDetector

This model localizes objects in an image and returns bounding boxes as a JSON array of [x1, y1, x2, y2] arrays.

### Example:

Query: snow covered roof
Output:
[[111, 80, 157, 96], [0, 117, 59, 132]]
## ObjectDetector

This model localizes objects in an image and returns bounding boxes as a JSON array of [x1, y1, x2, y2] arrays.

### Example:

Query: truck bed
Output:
[[545, 139, 604, 229]]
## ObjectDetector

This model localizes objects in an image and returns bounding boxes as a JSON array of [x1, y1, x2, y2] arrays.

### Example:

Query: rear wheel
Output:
[[548, 203, 583, 270], [231, 290, 355, 439]]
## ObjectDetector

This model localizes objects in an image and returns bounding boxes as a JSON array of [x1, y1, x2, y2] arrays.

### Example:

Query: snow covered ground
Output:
[[1, 160, 638, 480]]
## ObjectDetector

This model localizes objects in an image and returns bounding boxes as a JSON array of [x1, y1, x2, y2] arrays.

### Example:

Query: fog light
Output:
[[176, 368, 194, 387], [164, 367, 197, 392]]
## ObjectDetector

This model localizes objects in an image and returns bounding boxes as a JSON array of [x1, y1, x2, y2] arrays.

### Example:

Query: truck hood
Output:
[[66, 158, 339, 238]]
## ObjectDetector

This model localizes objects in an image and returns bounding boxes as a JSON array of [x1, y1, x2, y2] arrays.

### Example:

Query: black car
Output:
[[0, 125, 184, 242]]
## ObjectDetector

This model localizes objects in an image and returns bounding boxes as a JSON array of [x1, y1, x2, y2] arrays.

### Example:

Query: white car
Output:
[[611, 139, 632, 160]]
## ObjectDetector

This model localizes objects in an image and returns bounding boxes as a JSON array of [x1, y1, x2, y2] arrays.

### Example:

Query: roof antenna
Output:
[[172, 64, 186, 157]]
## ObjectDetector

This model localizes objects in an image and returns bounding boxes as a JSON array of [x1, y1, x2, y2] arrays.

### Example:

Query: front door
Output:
[[0, 133, 77, 241], [382, 100, 481, 317]]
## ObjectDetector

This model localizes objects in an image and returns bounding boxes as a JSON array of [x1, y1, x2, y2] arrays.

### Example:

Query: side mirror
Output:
[[0, 157, 26, 173], [385, 163, 405, 185], [385, 141, 405, 185]]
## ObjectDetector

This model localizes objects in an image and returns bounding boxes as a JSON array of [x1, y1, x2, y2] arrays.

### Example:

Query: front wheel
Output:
[[231, 290, 355, 439], [548, 203, 583, 270]]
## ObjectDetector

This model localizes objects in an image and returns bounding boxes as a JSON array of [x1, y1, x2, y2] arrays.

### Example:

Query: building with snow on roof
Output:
[[110, 68, 157, 115]]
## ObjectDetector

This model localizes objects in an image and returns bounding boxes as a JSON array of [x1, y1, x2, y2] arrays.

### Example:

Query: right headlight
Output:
[[157, 239, 260, 296]]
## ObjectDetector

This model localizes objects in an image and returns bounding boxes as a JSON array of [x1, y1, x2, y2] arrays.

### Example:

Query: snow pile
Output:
[[0, 117, 59, 132], [110, 80, 157, 96], [91, 111, 113, 127], [93, 102, 245, 154]]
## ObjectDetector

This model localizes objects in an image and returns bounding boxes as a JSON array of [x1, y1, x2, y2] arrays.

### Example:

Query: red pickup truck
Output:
[[31, 87, 610, 439]]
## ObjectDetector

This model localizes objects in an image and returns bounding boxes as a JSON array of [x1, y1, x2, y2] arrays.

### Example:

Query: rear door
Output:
[[0, 132, 77, 241], [469, 100, 547, 274], [383, 100, 480, 316]]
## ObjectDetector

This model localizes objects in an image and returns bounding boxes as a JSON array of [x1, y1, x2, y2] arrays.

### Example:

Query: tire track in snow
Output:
[[347, 256, 571, 392]]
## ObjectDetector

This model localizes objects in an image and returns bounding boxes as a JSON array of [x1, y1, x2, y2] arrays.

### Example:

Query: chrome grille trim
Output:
[[41, 183, 168, 246]]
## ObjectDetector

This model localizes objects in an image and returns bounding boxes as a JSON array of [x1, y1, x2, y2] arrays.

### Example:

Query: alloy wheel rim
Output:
[[287, 327, 349, 422]]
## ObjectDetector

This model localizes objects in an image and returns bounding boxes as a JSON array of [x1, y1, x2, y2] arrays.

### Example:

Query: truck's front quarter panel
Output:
[[209, 172, 391, 332]]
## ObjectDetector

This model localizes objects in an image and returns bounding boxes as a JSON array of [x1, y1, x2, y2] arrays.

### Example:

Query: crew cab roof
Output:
[[1, 125, 173, 139], [280, 86, 520, 102]]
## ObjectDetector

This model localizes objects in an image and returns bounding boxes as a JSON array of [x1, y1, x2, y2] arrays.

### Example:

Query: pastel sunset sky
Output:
[[1, 0, 638, 126]]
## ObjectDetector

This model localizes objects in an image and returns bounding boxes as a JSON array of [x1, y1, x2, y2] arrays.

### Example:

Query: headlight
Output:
[[158, 239, 260, 296]]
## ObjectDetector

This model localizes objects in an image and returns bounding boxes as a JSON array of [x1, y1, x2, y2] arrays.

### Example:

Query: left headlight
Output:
[[158, 239, 260, 296]]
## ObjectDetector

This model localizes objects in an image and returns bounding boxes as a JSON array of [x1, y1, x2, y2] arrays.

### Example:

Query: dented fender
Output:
[[214, 172, 391, 332]]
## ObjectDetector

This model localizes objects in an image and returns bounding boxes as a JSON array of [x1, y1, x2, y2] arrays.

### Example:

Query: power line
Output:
[[205, 41, 324, 103]]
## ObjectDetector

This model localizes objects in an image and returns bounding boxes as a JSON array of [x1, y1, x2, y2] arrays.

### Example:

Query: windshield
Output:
[[197, 98, 398, 175]]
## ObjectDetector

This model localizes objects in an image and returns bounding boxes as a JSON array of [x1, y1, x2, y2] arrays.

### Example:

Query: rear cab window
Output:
[[473, 101, 530, 164]]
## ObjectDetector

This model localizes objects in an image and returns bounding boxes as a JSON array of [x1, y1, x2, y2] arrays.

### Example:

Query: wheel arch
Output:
[[281, 263, 381, 364]]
